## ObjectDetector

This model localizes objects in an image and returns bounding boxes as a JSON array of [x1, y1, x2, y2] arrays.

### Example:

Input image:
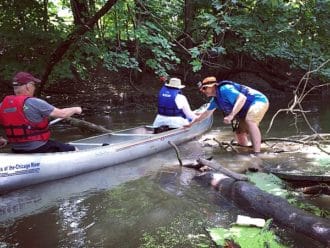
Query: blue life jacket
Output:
[[157, 85, 186, 118], [215, 80, 255, 118]]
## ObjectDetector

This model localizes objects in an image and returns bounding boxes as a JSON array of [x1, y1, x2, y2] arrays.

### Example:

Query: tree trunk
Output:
[[194, 171, 330, 246], [40, 0, 118, 93], [42, 0, 49, 31], [184, 0, 194, 49], [70, 0, 90, 25]]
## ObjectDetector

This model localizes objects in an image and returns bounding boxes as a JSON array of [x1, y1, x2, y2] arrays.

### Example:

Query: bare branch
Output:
[[266, 59, 330, 134]]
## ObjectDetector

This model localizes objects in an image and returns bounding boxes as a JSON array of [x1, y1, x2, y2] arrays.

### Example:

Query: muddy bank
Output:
[[1, 64, 328, 116]]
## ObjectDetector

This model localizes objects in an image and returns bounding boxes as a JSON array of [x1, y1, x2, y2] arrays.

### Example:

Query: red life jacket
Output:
[[0, 95, 50, 143]]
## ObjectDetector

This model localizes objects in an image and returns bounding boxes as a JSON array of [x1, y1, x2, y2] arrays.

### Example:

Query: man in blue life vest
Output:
[[153, 77, 197, 129], [186, 76, 269, 154], [0, 71, 82, 153]]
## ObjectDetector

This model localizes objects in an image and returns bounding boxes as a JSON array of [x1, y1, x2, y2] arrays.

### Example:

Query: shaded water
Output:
[[1, 96, 329, 247]]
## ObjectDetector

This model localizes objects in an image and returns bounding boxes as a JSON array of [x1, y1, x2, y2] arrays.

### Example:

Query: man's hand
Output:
[[184, 123, 192, 128], [75, 107, 82, 115], [0, 136, 8, 148], [224, 113, 234, 124]]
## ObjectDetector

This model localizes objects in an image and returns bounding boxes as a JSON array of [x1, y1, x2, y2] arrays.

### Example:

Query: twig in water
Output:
[[168, 141, 183, 166], [213, 138, 239, 153]]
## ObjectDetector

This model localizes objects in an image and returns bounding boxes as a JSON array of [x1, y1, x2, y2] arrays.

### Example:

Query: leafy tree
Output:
[[0, 0, 328, 87], [190, 0, 329, 79], [0, 0, 65, 79]]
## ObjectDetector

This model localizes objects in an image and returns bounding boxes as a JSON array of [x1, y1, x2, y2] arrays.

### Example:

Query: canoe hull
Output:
[[0, 116, 212, 193]]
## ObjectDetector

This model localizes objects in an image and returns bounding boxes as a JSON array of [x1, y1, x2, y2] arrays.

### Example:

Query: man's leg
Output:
[[245, 120, 261, 152], [235, 120, 250, 146], [245, 102, 269, 153], [235, 132, 249, 146]]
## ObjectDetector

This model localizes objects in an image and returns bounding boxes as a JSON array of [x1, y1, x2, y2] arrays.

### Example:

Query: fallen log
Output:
[[298, 185, 330, 195], [194, 171, 330, 246]]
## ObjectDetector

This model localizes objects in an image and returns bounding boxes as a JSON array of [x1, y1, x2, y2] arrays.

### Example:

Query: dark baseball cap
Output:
[[12, 72, 41, 86]]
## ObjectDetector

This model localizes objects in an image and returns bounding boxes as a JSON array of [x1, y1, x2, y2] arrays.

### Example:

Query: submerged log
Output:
[[59, 117, 111, 133], [194, 171, 330, 246], [299, 185, 330, 195]]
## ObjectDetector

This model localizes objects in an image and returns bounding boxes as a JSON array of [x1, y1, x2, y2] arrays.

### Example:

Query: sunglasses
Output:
[[197, 80, 216, 91]]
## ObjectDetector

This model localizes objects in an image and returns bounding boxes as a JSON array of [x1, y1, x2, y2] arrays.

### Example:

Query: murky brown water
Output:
[[0, 96, 329, 247]]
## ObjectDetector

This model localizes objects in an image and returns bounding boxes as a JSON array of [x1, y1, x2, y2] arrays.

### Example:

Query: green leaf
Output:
[[207, 225, 286, 247], [190, 59, 202, 72]]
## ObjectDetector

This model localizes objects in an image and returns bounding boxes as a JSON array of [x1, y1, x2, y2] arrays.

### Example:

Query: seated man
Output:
[[0, 71, 82, 153], [153, 77, 196, 129]]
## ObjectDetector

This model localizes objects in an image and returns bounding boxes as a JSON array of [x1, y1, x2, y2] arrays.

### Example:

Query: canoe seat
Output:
[[69, 142, 108, 147], [152, 125, 176, 134]]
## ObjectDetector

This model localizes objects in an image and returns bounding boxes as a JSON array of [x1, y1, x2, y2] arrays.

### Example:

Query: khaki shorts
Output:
[[237, 101, 269, 133]]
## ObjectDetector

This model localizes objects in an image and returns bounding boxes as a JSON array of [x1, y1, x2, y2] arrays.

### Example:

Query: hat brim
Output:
[[165, 83, 185, 89]]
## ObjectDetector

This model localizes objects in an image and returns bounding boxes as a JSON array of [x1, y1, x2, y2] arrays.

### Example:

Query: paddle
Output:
[[50, 116, 111, 133], [49, 118, 64, 125]]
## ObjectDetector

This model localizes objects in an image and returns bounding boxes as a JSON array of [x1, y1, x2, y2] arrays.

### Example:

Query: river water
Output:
[[0, 96, 329, 247]]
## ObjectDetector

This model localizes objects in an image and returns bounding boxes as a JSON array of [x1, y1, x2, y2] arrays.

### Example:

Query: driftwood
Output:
[[58, 117, 111, 133], [298, 185, 330, 195], [213, 138, 239, 153], [270, 170, 330, 195], [209, 133, 330, 155], [168, 141, 183, 166], [197, 158, 249, 181], [194, 171, 330, 246]]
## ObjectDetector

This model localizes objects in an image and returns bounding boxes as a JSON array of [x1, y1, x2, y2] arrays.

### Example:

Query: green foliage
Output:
[[0, 0, 65, 79], [287, 195, 330, 218], [140, 211, 214, 248], [103, 50, 139, 72], [248, 172, 329, 217], [0, 0, 328, 83], [207, 224, 286, 248], [316, 157, 330, 168], [134, 22, 180, 76], [247, 172, 288, 197], [192, 0, 329, 78], [189, 41, 226, 72]]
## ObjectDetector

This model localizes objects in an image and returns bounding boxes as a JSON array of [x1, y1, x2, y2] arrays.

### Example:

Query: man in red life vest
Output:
[[0, 72, 82, 153]]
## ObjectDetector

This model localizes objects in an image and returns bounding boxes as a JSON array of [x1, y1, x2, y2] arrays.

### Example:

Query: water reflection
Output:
[[58, 198, 92, 248], [0, 149, 180, 225]]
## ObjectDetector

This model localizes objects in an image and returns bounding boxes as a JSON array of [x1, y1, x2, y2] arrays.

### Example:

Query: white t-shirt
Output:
[[152, 94, 197, 128]]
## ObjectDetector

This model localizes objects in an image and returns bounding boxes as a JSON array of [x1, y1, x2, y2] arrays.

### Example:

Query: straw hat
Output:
[[165, 78, 185, 89]]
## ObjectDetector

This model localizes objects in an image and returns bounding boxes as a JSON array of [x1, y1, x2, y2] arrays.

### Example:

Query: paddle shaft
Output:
[[49, 118, 64, 125]]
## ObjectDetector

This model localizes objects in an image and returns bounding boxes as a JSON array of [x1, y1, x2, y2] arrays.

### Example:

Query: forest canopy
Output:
[[0, 0, 329, 86]]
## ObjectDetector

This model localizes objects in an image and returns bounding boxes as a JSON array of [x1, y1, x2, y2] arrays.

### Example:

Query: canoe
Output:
[[0, 110, 212, 193]]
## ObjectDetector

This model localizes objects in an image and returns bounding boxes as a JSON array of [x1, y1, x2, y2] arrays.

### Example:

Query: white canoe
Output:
[[0, 113, 212, 193]]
